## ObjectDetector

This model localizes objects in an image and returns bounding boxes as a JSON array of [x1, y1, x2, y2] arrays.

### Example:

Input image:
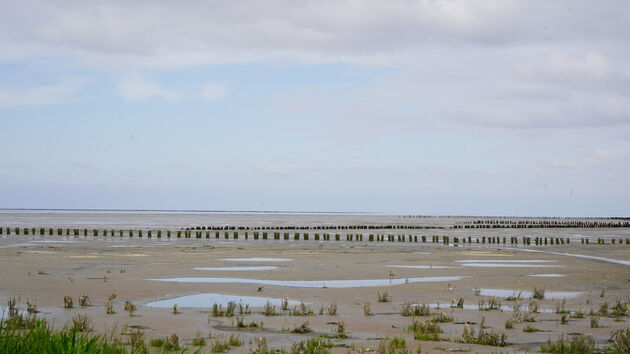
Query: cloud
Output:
[[200, 83, 227, 100], [1, 1, 629, 69], [518, 52, 613, 82], [117, 77, 177, 102], [0, 79, 81, 108]]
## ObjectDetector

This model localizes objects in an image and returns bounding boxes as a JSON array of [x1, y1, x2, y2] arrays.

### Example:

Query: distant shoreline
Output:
[[0, 208, 627, 219]]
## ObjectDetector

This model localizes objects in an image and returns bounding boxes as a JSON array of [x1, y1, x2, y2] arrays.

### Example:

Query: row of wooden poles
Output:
[[1, 227, 628, 246]]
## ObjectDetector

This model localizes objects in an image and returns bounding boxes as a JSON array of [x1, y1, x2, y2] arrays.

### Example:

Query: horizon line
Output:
[[0, 208, 628, 219]]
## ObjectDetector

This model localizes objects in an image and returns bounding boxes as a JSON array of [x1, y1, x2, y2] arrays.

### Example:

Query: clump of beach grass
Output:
[[69, 314, 91, 332], [407, 319, 442, 341], [401, 302, 430, 317], [261, 301, 277, 316], [431, 311, 454, 323], [460, 317, 508, 347], [478, 297, 502, 311], [532, 287, 546, 300], [291, 322, 312, 334], [78, 294, 91, 307], [290, 302, 314, 316], [377, 290, 392, 303], [326, 302, 338, 316], [377, 337, 408, 354], [609, 328, 630, 353], [124, 300, 136, 317], [210, 334, 241, 353], [290, 337, 333, 354], [63, 296, 73, 309], [540, 333, 595, 353], [590, 315, 601, 328], [363, 302, 373, 316]]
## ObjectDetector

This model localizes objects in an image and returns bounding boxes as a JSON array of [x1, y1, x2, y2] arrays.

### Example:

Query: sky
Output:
[[1, 1, 629, 216]]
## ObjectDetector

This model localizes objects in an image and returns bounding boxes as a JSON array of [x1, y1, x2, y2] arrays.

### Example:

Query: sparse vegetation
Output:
[[540, 333, 595, 353], [124, 300, 136, 317], [459, 317, 508, 347], [407, 319, 442, 341], [377, 290, 392, 302], [533, 287, 546, 300], [363, 302, 373, 316], [401, 301, 431, 317], [63, 296, 73, 309], [377, 337, 408, 354]]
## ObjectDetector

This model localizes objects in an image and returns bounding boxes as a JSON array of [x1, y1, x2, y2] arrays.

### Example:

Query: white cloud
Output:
[[518, 52, 613, 82], [200, 83, 227, 100], [117, 77, 177, 102], [1, 1, 629, 68], [0, 80, 81, 108]]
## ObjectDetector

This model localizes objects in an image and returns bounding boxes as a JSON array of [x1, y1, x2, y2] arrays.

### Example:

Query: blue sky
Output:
[[1, 1, 629, 216]]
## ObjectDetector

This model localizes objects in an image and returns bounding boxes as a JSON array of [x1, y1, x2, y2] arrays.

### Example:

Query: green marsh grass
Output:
[[0, 317, 126, 353], [407, 319, 442, 341], [377, 337, 408, 354], [540, 333, 595, 353], [459, 317, 508, 347]]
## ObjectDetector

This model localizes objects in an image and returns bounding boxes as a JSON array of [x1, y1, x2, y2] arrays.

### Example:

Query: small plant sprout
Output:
[[600, 287, 606, 298], [377, 290, 392, 302], [191, 331, 205, 347], [590, 315, 600, 328], [172, 304, 180, 314], [363, 302, 373, 316], [106, 299, 115, 314], [63, 296, 73, 309], [473, 288, 481, 296], [291, 321, 312, 334], [26, 299, 38, 314], [262, 301, 277, 316], [505, 318, 514, 329], [282, 297, 289, 311], [336, 321, 348, 339], [71, 313, 92, 332], [532, 287, 545, 300], [326, 302, 338, 316], [124, 300, 136, 317], [79, 294, 91, 307]]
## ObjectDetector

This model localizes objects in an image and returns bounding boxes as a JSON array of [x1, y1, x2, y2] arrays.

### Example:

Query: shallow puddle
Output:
[[454, 260, 556, 263], [509, 248, 630, 267], [478, 288, 581, 299], [461, 263, 562, 268], [194, 266, 278, 271], [526, 274, 566, 278], [145, 293, 301, 308], [219, 258, 293, 262], [386, 265, 455, 269], [147, 276, 466, 288]]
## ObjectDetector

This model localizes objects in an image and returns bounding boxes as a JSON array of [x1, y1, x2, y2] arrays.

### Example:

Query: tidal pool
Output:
[[194, 266, 278, 271], [386, 265, 455, 269], [145, 293, 301, 308], [219, 258, 293, 262], [461, 263, 563, 268], [147, 276, 466, 288], [478, 288, 582, 299], [454, 260, 556, 263], [526, 274, 566, 278]]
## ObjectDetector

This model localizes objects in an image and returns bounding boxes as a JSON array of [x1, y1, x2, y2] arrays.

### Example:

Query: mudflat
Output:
[[1, 225, 629, 353]]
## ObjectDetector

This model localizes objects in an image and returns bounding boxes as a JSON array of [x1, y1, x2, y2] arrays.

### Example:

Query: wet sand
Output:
[[1, 229, 629, 353]]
